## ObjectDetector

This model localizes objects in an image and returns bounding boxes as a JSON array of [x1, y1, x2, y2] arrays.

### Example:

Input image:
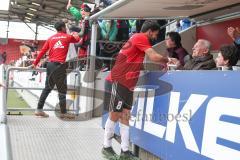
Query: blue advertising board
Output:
[[102, 71, 240, 160]]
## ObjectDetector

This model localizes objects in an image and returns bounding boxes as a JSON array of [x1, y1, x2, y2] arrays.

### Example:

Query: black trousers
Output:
[[37, 62, 67, 114]]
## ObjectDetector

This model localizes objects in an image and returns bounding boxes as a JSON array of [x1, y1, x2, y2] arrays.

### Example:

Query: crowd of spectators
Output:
[[1, 0, 239, 73], [12, 41, 48, 68], [167, 27, 240, 70]]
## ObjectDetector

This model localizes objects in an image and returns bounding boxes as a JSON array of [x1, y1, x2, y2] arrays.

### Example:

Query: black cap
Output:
[[83, 4, 91, 12]]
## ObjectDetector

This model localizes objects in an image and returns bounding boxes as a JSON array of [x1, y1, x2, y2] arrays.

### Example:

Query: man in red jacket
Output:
[[102, 21, 174, 160], [32, 21, 80, 119]]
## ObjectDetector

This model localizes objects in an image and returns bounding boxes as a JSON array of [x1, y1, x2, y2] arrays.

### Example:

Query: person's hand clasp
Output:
[[168, 58, 180, 66], [28, 64, 37, 69], [166, 58, 180, 71], [71, 32, 79, 39]]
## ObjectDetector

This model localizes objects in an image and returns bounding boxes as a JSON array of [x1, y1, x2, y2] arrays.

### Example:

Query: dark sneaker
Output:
[[35, 111, 49, 118], [102, 147, 118, 160], [119, 150, 140, 160]]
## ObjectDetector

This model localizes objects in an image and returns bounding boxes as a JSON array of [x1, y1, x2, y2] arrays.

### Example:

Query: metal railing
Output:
[[0, 65, 82, 160], [5, 67, 81, 114], [0, 58, 113, 160]]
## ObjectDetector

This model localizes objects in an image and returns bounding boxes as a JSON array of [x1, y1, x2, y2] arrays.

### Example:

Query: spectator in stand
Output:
[[181, 18, 191, 30], [136, 20, 145, 33], [2, 52, 6, 64], [128, 20, 137, 36], [172, 39, 216, 70], [214, 26, 240, 70], [227, 27, 240, 58], [176, 19, 181, 32], [100, 0, 118, 7], [215, 45, 239, 70], [212, 26, 240, 71], [26, 54, 33, 67], [99, 20, 118, 71], [99, 20, 118, 41], [165, 32, 189, 66], [67, 2, 91, 59], [116, 20, 129, 41], [0, 53, 3, 64], [176, 18, 192, 32]]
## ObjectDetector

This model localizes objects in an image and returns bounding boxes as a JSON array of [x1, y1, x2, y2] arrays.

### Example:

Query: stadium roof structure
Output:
[[90, 0, 240, 20], [0, 0, 95, 26]]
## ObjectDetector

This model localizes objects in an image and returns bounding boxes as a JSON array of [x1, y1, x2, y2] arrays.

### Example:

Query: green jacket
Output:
[[68, 6, 82, 22], [99, 20, 118, 42]]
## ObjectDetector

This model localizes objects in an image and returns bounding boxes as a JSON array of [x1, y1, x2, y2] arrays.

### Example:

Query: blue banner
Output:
[[102, 71, 240, 160]]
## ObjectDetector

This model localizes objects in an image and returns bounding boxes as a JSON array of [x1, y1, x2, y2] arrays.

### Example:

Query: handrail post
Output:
[[0, 65, 7, 124], [85, 21, 98, 119], [75, 71, 81, 115], [0, 65, 12, 160], [0, 124, 13, 160]]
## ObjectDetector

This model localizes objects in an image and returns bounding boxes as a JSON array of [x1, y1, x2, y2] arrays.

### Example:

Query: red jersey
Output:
[[34, 32, 80, 65], [106, 33, 152, 90]]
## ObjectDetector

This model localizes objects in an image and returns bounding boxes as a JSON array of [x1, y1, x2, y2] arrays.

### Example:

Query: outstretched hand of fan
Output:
[[67, 0, 72, 10]]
